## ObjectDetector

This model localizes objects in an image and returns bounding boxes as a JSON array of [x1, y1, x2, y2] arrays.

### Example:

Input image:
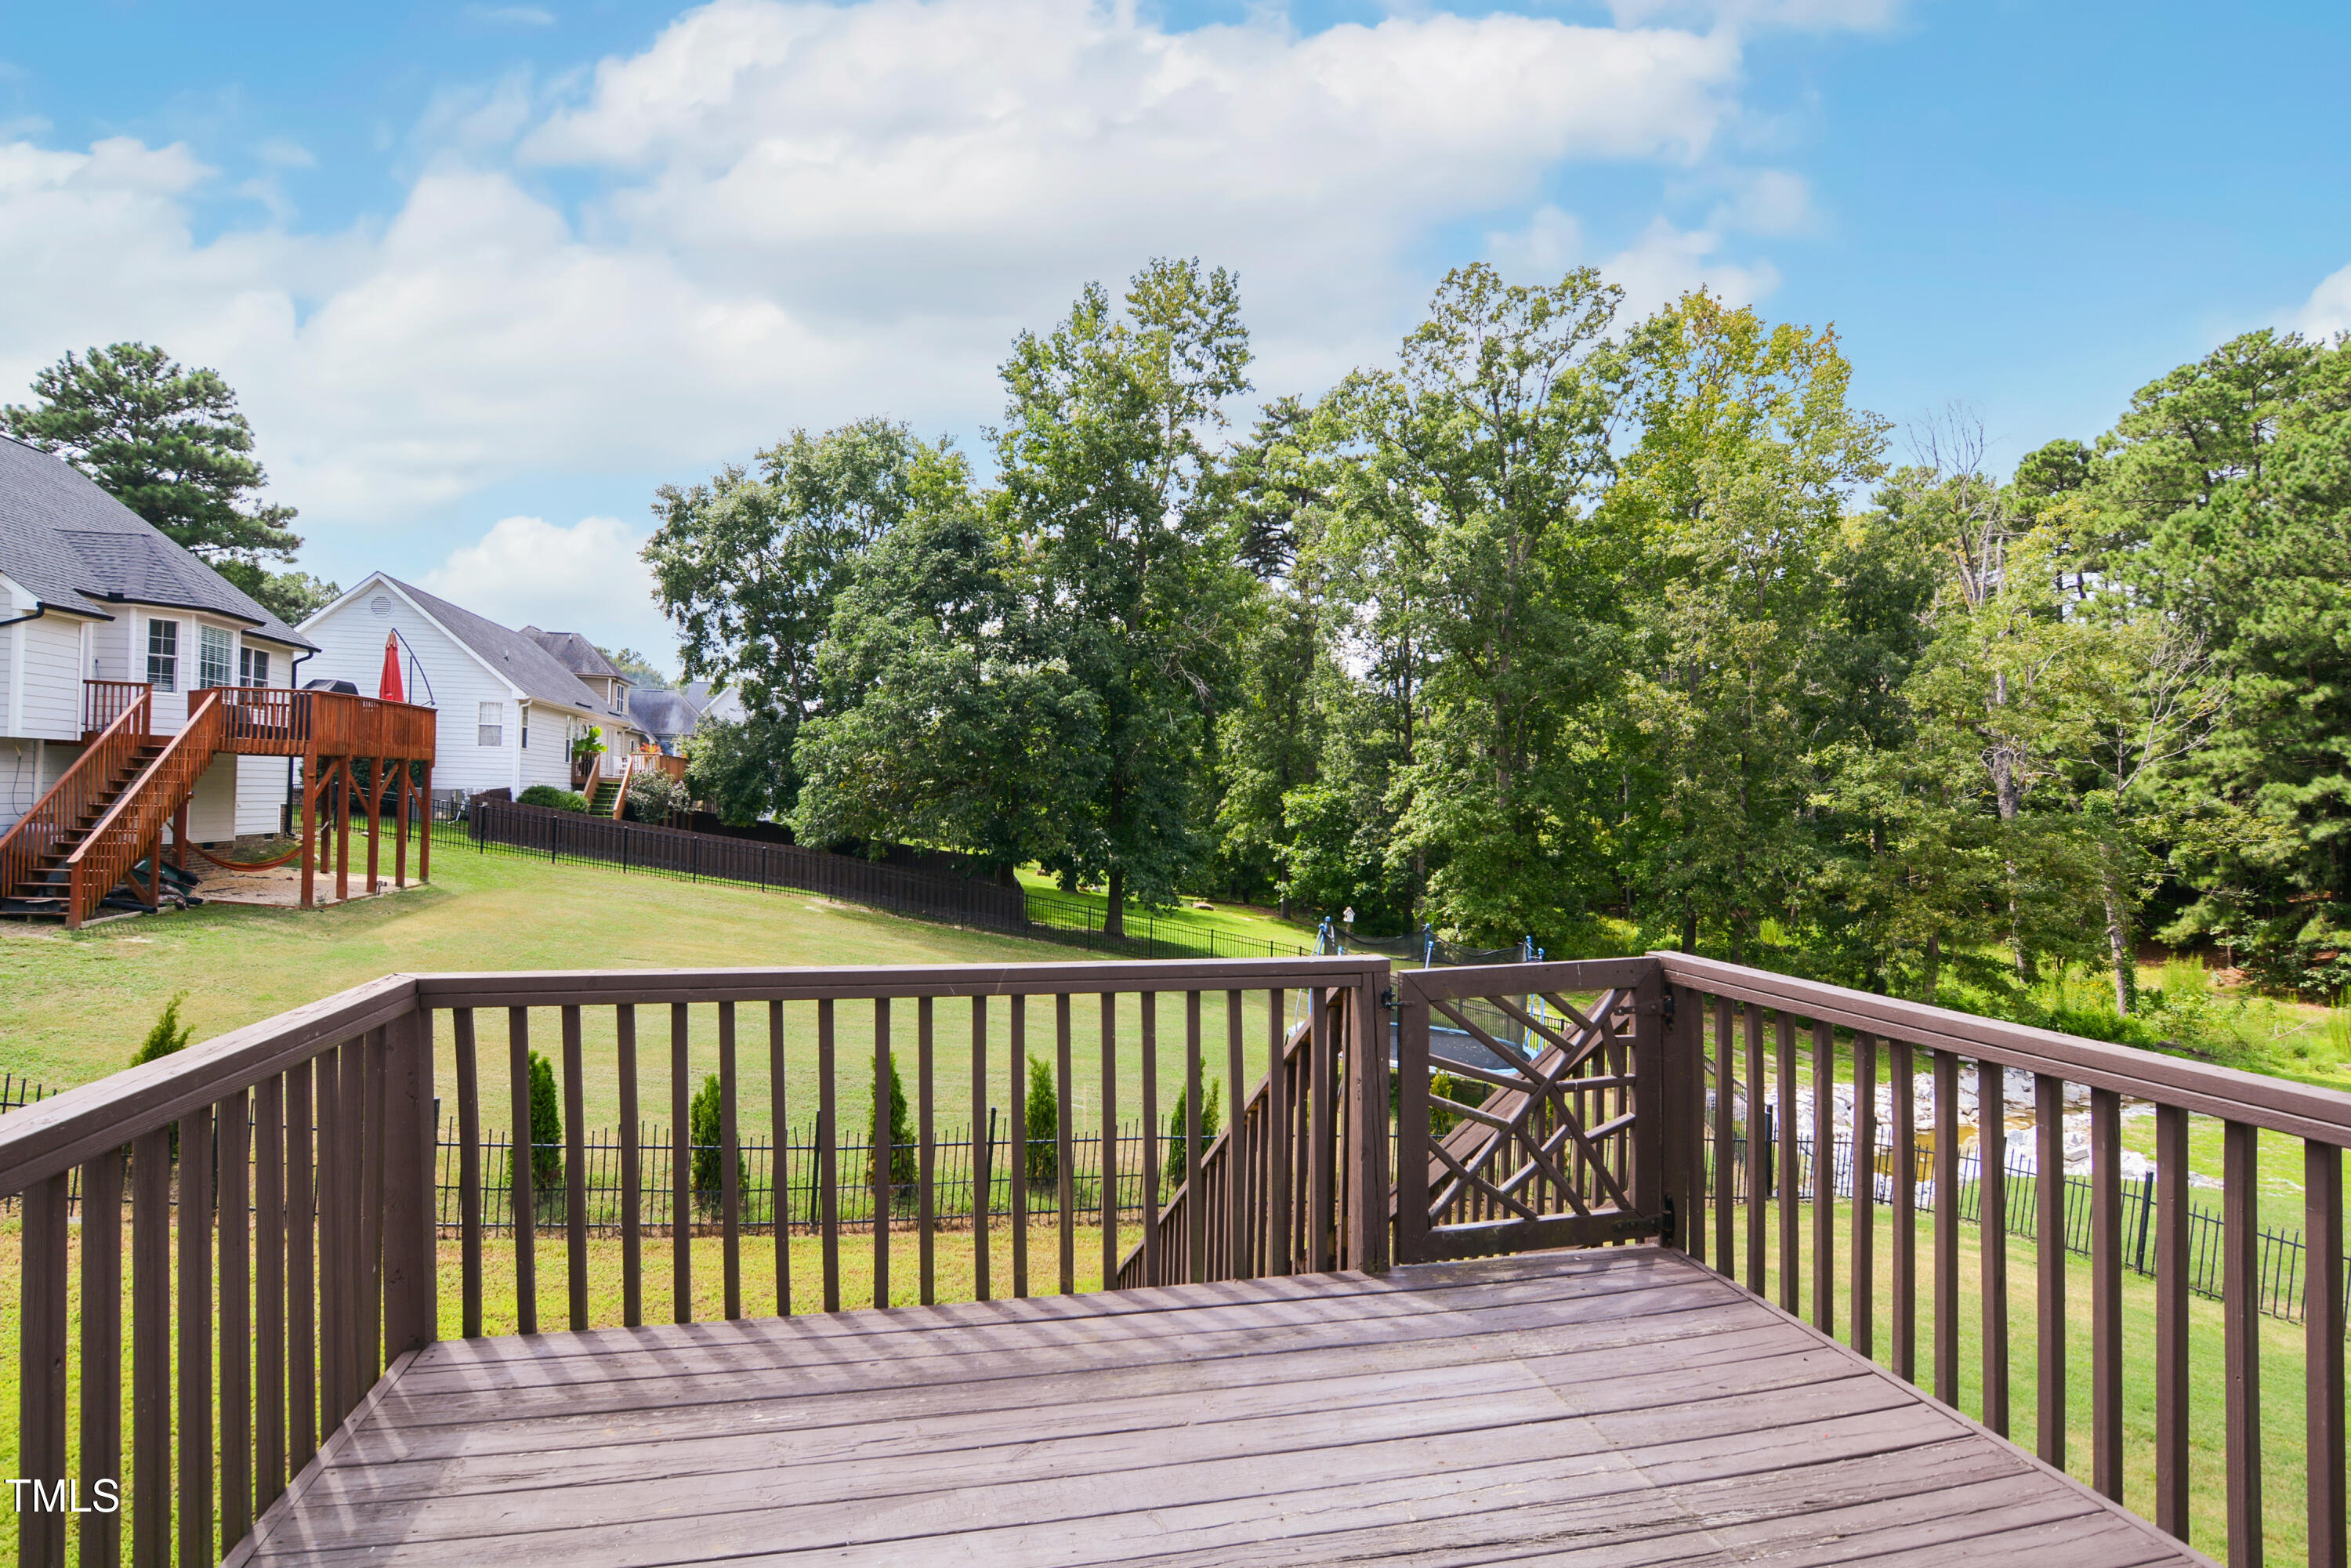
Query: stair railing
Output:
[[608, 755, 637, 819], [62, 690, 226, 929], [0, 689, 153, 907]]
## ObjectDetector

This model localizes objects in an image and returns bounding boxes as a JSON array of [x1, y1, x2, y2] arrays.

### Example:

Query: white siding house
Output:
[[0, 434, 316, 842], [295, 575, 619, 800]]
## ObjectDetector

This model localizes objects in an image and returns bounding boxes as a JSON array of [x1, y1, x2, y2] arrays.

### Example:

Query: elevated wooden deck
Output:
[[231, 1248, 2206, 1567]]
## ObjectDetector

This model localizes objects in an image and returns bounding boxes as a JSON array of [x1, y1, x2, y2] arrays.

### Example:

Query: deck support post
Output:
[[364, 754, 382, 895], [418, 761, 433, 882], [172, 798, 187, 874], [394, 757, 410, 888], [335, 756, 351, 904], [299, 752, 317, 909]]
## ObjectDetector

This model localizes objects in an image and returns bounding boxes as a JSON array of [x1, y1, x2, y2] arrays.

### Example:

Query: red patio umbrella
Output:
[[378, 632, 404, 703]]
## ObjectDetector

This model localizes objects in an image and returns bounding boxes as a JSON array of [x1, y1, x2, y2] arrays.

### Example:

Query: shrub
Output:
[[132, 993, 194, 1066], [866, 1053, 916, 1204], [688, 1072, 749, 1216], [1023, 1054, 1057, 1185], [518, 784, 589, 813], [625, 768, 688, 822], [526, 1049, 563, 1191], [1163, 1078, 1224, 1187]]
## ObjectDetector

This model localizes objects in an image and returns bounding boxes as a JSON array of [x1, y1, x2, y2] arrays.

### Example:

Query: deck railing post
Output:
[[1393, 983, 1431, 1267], [382, 1005, 438, 1357], [1630, 962, 1668, 1244], [1345, 967, 1390, 1275]]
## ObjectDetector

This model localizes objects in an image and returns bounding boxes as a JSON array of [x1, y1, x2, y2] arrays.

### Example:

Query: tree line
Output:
[[641, 260, 2342, 1012]]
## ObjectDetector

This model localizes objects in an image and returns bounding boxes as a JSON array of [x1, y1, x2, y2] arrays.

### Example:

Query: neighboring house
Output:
[[522, 627, 648, 753], [624, 686, 708, 755], [0, 433, 316, 842], [298, 574, 624, 798]]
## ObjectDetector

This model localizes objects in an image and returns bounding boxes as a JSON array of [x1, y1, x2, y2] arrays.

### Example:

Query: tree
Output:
[[865, 1052, 916, 1204], [597, 646, 672, 689], [3, 343, 323, 621], [687, 1072, 748, 1217], [1163, 1078, 1223, 1187], [995, 259, 1255, 934], [1326, 264, 1632, 943], [525, 1050, 562, 1196], [1022, 1055, 1058, 1186], [647, 418, 933, 820], [685, 713, 799, 827], [791, 447, 1101, 871]]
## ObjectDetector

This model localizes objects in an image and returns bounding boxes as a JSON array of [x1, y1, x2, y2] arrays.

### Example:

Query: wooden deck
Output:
[[229, 1248, 2209, 1567]]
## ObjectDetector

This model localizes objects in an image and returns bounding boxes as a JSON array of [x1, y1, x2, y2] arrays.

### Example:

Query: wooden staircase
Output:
[[0, 690, 225, 926], [588, 777, 625, 817]]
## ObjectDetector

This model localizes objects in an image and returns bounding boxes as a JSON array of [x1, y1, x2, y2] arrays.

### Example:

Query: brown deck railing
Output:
[[200, 685, 437, 760], [82, 680, 151, 736], [0, 689, 151, 906], [60, 690, 227, 929], [2, 952, 2345, 1565]]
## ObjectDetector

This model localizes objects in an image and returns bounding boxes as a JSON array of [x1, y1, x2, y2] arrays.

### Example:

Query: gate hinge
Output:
[[1661, 987, 1675, 1025], [1380, 988, 1396, 1010], [1659, 1193, 1677, 1246]]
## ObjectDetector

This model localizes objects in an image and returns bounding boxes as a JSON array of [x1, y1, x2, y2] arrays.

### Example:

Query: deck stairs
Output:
[[587, 777, 625, 817], [0, 741, 172, 918]]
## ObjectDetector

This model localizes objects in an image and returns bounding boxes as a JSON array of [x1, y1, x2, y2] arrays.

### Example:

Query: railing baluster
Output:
[[618, 1004, 641, 1327], [1056, 994, 1075, 1295], [1226, 990, 1247, 1282], [671, 1003, 692, 1323], [2154, 1102, 2188, 1535], [1980, 1061, 2008, 1436], [455, 1010, 483, 1338], [1852, 1034, 1876, 1360], [219, 1087, 252, 1551], [1099, 992, 1118, 1291], [971, 997, 989, 1303], [1267, 989, 1289, 1276], [1009, 996, 1031, 1296], [818, 998, 839, 1313], [1744, 1005, 1765, 1293], [722, 1000, 742, 1320], [1933, 1048, 1958, 1407], [82, 1147, 126, 1568], [2091, 1085, 2123, 1501], [1775, 1013, 1798, 1315], [918, 995, 936, 1306], [1811, 1019, 1833, 1334], [1310, 987, 1335, 1275], [2034, 1072, 2065, 1468], [509, 1009, 537, 1335], [866, 998, 883, 1312], [1712, 998, 1733, 1276], [315, 1045, 342, 1424], [2308, 1139, 2347, 1568], [359, 1032, 386, 1389], [20, 1170, 70, 1568], [132, 1126, 171, 1568], [770, 1000, 788, 1317], [2223, 1119, 2262, 1564], [1891, 1037, 1915, 1384], [563, 1005, 589, 1331], [285, 1061, 315, 1474], [177, 1105, 213, 1567], [1186, 990, 1207, 1285], [1140, 994, 1160, 1284]]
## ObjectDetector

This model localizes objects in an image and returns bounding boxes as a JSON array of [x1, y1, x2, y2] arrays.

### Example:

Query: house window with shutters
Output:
[[240, 647, 271, 687], [199, 625, 234, 690], [478, 701, 503, 748], [146, 620, 178, 691]]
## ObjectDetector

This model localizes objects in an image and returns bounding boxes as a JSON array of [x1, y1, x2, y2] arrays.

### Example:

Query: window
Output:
[[199, 625, 234, 690], [146, 619, 178, 691], [477, 701, 503, 748], [239, 647, 270, 687]]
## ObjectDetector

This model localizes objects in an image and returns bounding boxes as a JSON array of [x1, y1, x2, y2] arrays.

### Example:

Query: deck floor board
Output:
[[234, 1248, 2212, 1566]]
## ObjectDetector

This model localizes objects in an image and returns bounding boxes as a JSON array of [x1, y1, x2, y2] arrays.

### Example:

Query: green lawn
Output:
[[1016, 867, 1321, 953]]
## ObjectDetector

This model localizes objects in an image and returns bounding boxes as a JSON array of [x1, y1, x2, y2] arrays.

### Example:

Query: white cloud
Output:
[[421, 514, 668, 650], [1708, 168, 1813, 237], [0, 0, 1814, 584], [2298, 263, 2351, 341], [1604, 0, 1903, 31], [1483, 209, 1778, 322]]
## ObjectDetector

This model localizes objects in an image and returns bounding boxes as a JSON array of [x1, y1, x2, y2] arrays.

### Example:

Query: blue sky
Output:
[[2, 1, 2345, 664]]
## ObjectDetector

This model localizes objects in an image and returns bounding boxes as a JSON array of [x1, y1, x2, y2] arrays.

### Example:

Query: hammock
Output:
[[187, 840, 307, 872]]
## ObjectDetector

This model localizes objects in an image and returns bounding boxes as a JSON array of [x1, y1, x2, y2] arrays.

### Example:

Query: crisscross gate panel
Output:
[[1394, 959, 1669, 1263]]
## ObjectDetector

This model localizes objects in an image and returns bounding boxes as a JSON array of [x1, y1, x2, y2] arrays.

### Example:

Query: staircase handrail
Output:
[[609, 754, 637, 818], [0, 691, 154, 906], [63, 690, 226, 929]]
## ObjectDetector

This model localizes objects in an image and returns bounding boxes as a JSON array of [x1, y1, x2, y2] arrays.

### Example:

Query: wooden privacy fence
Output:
[[468, 798, 1028, 932], [6, 950, 2351, 1565]]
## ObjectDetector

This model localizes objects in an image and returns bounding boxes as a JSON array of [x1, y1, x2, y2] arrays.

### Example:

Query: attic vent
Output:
[[371, 596, 391, 616]]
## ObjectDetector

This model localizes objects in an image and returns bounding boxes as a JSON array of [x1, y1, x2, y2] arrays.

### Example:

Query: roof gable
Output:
[[321, 574, 612, 717], [0, 433, 316, 647]]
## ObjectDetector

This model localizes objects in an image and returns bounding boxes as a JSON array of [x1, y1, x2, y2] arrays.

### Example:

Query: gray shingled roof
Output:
[[375, 578, 610, 715], [0, 433, 316, 648], [522, 626, 629, 684], [626, 686, 708, 741]]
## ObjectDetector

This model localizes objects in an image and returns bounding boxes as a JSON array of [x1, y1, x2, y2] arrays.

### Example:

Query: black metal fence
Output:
[[1021, 890, 1316, 962], [469, 798, 1029, 931], [1710, 1122, 2345, 1327], [0, 1072, 55, 1115], [433, 1118, 1208, 1235]]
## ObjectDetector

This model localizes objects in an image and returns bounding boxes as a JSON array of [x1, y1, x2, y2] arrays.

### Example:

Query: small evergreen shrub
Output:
[[1023, 1055, 1058, 1185], [689, 1072, 750, 1216], [527, 1049, 563, 1191], [866, 1053, 916, 1204], [1163, 1079, 1224, 1187], [132, 993, 194, 1066]]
